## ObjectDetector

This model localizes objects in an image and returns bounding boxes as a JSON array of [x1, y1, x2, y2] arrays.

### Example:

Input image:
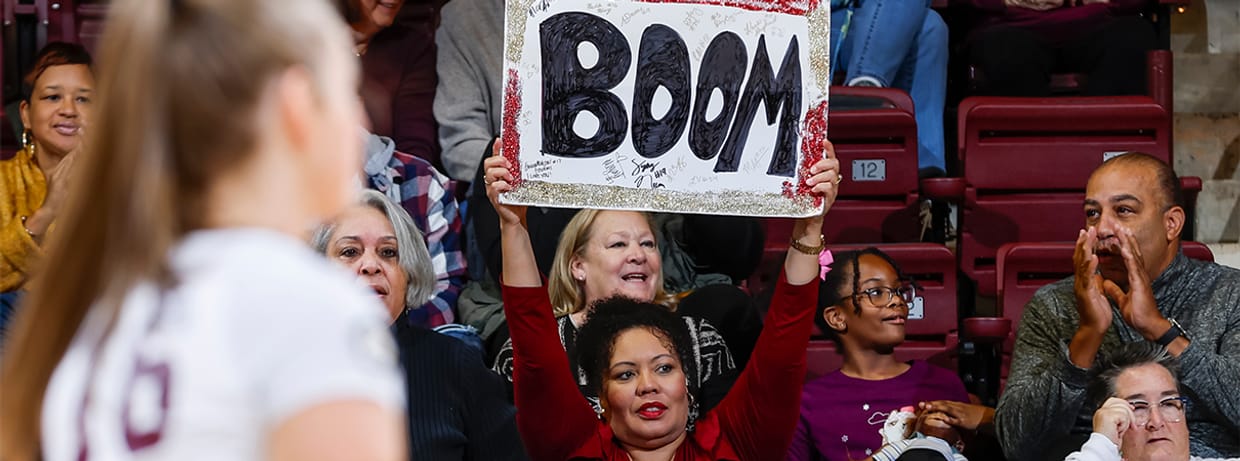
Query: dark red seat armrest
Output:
[[831, 86, 916, 114], [1148, 50, 1172, 110], [921, 177, 965, 201], [962, 318, 1012, 344], [1180, 176, 1202, 193]]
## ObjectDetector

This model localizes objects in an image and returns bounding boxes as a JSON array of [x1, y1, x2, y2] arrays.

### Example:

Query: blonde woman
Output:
[[0, 1, 405, 460], [491, 206, 740, 416]]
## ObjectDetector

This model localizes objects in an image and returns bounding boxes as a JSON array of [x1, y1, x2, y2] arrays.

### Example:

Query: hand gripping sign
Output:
[[500, 0, 830, 217]]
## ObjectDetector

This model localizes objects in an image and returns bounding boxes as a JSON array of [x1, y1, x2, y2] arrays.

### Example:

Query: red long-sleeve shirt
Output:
[[502, 274, 816, 461]]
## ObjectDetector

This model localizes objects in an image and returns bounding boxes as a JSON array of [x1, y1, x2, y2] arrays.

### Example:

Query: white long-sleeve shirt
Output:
[[1065, 433, 1240, 461]]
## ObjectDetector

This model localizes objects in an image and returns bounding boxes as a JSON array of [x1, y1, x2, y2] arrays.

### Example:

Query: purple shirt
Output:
[[786, 361, 970, 461]]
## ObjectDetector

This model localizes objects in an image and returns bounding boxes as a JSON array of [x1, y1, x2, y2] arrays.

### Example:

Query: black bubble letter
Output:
[[717, 35, 802, 176], [630, 24, 691, 159], [688, 32, 747, 161], [541, 12, 631, 158]]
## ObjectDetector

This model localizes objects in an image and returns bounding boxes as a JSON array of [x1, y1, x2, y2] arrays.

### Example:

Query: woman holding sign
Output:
[[489, 206, 742, 415], [485, 141, 841, 460]]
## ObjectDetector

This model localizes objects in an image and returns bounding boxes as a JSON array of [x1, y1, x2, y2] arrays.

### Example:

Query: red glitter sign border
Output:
[[635, 0, 819, 15], [501, 0, 826, 214], [501, 68, 523, 185]]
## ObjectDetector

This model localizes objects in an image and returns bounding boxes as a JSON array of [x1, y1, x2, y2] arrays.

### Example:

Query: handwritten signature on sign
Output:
[[602, 156, 626, 183], [526, 0, 552, 17], [711, 11, 739, 28], [683, 9, 703, 31], [621, 7, 652, 26], [585, 1, 616, 15], [523, 158, 562, 180], [629, 158, 669, 189]]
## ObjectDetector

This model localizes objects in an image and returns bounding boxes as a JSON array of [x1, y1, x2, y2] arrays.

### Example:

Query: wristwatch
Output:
[[1155, 317, 1189, 347]]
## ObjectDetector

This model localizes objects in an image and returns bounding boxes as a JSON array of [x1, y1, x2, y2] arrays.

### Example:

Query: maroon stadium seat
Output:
[[764, 86, 925, 252], [943, 50, 1201, 298]]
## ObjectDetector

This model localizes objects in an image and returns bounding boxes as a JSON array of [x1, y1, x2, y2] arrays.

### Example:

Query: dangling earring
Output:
[[685, 379, 699, 433], [21, 130, 34, 155]]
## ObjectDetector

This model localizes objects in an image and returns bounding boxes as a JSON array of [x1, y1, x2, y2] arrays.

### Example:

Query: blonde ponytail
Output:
[[0, 1, 347, 458]]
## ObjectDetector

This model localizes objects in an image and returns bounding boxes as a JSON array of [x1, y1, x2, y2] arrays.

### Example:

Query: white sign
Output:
[[499, 0, 830, 217]]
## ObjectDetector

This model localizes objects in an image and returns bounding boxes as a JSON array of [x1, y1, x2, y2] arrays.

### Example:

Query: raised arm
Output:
[[486, 148, 598, 460], [715, 142, 840, 461], [485, 145, 537, 288]]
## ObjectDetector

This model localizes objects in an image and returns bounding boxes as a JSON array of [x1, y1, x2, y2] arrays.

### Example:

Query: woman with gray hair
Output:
[[1065, 343, 1232, 461], [313, 188, 435, 321], [314, 189, 528, 461]]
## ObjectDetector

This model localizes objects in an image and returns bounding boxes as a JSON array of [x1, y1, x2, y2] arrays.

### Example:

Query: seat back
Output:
[[808, 87, 923, 244], [954, 92, 1175, 296], [998, 240, 1214, 325]]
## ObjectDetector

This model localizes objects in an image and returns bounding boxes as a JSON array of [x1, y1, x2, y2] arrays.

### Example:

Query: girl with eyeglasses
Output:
[[786, 248, 980, 461]]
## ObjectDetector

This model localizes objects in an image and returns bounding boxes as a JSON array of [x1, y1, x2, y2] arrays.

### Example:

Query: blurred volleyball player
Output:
[[0, 1, 406, 460]]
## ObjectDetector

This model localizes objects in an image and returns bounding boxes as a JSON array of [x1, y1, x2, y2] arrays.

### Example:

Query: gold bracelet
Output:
[[20, 215, 38, 237], [789, 234, 825, 255]]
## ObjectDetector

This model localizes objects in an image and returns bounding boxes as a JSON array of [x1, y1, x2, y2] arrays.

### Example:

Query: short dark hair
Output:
[[1087, 342, 1180, 410], [22, 42, 93, 102], [814, 247, 912, 345], [576, 296, 698, 398], [1099, 152, 1183, 212]]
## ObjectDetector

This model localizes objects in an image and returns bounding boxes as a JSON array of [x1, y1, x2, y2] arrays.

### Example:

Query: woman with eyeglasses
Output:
[[1063, 342, 1219, 461], [786, 248, 978, 461]]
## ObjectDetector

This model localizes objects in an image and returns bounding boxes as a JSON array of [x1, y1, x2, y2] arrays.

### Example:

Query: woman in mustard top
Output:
[[1, 42, 94, 293]]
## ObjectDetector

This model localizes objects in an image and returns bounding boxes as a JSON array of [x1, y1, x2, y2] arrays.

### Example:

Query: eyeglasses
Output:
[[1129, 396, 1188, 426], [850, 285, 916, 307]]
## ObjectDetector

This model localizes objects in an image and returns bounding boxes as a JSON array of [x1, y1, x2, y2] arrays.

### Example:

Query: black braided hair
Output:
[[814, 247, 913, 346]]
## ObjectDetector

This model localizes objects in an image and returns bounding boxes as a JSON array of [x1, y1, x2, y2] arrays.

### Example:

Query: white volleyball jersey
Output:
[[41, 229, 404, 461]]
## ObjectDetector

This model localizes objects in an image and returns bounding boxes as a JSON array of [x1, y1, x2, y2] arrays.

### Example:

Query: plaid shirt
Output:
[[377, 151, 466, 328]]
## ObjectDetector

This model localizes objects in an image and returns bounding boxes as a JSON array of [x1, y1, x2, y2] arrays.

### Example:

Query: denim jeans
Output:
[[0, 290, 22, 349], [831, 0, 948, 171]]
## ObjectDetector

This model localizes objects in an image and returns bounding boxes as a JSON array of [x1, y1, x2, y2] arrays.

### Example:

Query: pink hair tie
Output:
[[818, 249, 834, 281]]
